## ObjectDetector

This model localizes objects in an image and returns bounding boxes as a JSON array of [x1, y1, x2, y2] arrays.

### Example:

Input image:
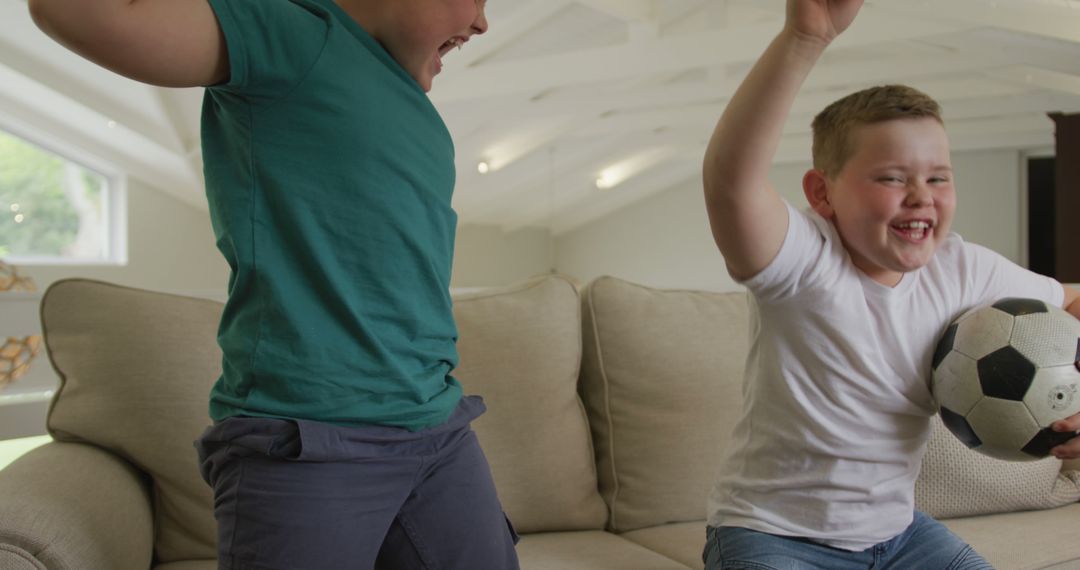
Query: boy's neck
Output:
[[332, 0, 381, 38]]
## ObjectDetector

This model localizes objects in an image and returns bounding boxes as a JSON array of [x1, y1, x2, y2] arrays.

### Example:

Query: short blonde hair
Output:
[[811, 85, 943, 178]]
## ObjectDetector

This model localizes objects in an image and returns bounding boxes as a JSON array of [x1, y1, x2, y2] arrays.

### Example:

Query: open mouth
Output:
[[891, 220, 934, 241], [436, 37, 466, 69], [433, 37, 465, 77], [439, 37, 465, 57]]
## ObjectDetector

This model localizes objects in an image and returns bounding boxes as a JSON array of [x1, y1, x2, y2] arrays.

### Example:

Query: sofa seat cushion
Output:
[[453, 276, 608, 533], [943, 503, 1080, 570], [0, 544, 45, 570], [916, 415, 1080, 519], [620, 521, 707, 570], [154, 562, 217, 570], [518, 531, 690, 569], [580, 277, 749, 532]]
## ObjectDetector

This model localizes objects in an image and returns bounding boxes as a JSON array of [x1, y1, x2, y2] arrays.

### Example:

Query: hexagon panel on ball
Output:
[[1022, 366, 1080, 427], [966, 397, 1042, 461], [939, 405, 982, 449], [1022, 427, 1080, 458], [976, 346, 1036, 402], [932, 350, 983, 416], [1009, 306, 1080, 368], [992, 297, 1050, 317], [953, 306, 1014, 360]]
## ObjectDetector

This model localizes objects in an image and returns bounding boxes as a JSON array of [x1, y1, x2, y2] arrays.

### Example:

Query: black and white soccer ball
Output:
[[931, 297, 1080, 461]]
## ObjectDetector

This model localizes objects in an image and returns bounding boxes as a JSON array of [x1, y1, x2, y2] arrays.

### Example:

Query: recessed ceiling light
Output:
[[477, 161, 490, 174]]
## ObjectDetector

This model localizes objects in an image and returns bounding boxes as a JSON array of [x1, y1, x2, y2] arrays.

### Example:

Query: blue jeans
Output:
[[704, 512, 993, 570]]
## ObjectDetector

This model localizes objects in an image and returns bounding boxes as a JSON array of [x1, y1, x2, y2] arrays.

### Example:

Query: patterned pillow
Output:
[[915, 414, 1080, 519]]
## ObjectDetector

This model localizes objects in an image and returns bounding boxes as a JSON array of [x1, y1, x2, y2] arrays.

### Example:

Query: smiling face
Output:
[[364, 0, 489, 92], [806, 117, 956, 287]]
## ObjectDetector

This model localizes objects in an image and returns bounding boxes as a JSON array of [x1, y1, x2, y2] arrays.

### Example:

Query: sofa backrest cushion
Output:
[[41, 279, 220, 563], [454, 275, 608, 532], [915, 414, 1080, 519], [580, 276, 749, 532], [40, 275, 605, 562]]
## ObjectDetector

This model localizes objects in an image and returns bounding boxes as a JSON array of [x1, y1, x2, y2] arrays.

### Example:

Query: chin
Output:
[[893, 255, 933, 273]]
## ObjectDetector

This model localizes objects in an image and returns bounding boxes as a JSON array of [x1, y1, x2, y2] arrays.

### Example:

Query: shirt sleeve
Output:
[[740, 201, 838, 303], [206, 0, 330, 101], [957, 240, 1065, 308]]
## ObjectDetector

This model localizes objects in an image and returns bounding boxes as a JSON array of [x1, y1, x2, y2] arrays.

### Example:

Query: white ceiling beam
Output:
[[456, 134, 632, 217], [430, 11, 973, 103], [534, 157, 701, 234], [499, 146, 688, 232], [441, 27, 1080, 129], [452, 49, 1037, 178], [869, 0, 1080, 45], [0, 62, 204, 210], [443, 0, 574, 71], [0, 38, 181, 155], [460, 128, 700, 222], [151, 89, 202, 186], [575, 0, 656, 23], [511, 100, 1059, 232], [986, 66, 1080, 97], [541, 119, 1055, 236], [939, 92, 1080, 122]]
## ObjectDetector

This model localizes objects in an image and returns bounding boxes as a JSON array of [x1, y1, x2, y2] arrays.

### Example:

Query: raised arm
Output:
[[28, 0, 228, 87], [703, 0, 862, 280]]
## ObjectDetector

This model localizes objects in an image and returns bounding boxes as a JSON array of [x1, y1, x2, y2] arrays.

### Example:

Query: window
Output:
[[0, 128, 126, 265]]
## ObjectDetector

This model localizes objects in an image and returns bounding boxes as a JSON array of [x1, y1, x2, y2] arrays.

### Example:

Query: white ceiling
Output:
[[3, 0, 1080, 235]]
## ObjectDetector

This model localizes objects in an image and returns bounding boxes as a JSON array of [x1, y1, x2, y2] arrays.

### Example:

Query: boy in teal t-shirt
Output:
[[30, 0, 520, 567]]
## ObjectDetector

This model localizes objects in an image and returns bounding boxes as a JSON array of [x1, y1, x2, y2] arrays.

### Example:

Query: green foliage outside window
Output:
[[0, 130, 106, 260]]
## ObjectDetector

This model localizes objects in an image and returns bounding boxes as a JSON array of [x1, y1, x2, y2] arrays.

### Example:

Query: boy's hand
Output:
[[1051, 413, 1080, 460], [785, 0, 864, 46]]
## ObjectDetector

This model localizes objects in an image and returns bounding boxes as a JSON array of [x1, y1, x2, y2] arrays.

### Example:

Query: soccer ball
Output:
[[931, 297, 1080, 461]]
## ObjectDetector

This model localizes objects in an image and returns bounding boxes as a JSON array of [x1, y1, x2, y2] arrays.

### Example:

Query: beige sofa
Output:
[[1, 275, 1078, 570]]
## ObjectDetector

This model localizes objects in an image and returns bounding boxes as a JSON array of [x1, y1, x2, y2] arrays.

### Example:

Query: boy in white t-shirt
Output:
[[701, 0, 1080, 567]]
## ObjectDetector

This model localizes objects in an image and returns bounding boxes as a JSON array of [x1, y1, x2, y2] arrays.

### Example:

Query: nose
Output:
[[471, 5, 489, 35], [904, 180, 933, 208]]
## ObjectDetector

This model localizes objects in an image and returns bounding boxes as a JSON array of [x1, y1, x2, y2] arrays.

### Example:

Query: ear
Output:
[[802, 169, 834, 219]]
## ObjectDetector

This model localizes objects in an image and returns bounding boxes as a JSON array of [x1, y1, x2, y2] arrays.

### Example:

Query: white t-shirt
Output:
[[706, 202, 1064, 551]]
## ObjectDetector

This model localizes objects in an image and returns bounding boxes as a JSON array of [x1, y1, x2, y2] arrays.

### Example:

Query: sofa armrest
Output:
[[0, 441, 154, 570]]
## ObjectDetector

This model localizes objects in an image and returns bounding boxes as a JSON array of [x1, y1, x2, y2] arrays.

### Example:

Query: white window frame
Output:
[[0, 120, 128, 267]]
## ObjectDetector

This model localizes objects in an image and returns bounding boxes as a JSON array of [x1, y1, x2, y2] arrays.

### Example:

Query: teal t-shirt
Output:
[[202, 0, 462, 431]]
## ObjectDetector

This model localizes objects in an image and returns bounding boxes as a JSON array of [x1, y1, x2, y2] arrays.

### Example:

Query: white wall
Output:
[[2, 179, 228, 439], [20, 178, 229, 294], [555, 149, 1027, 292], [4, 146, 1037, 300], [452, 224, 555, 289], [17, 186, 559, 294]]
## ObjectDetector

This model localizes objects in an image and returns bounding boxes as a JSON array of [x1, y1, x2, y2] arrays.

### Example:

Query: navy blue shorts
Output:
[[195, 396, 520, 570]]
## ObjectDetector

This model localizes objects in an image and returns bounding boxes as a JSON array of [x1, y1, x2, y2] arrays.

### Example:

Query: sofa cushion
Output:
[[516, 531, 691, 570], [915, 414, 1080, 519], [154, 562, 217, 570], [621, 521, 706, 570], [453, 275, 608, 533], [942, 503, 1080, 570], [40, 280, 221, 564], [580, 276, 749, 532]]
